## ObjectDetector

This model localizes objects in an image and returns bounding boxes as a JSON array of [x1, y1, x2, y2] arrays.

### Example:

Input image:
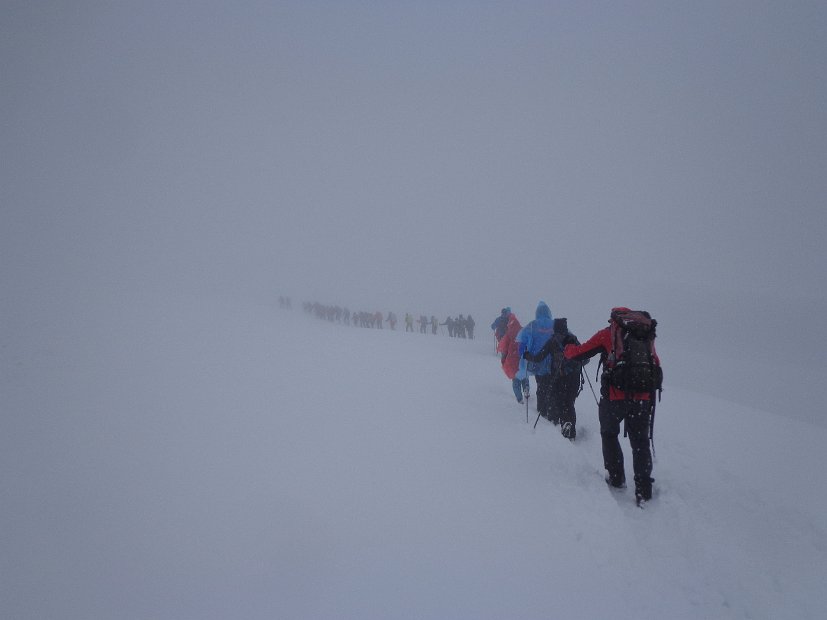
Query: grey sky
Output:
[[3, 1, 825, 336]]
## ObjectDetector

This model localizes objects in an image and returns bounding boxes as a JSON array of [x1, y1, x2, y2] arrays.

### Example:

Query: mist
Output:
[[3, 2, 827, 617], [5, 1, 824, 423]]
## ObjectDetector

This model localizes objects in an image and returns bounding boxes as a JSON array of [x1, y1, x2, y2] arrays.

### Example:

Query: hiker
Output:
[[466, 314, 475, 339], [386, 311, 397, 330], [524, 317, 585, 440], [516, 301, 555, 419], [431, 315, 439, 334], [405, 313, 414, 332], [498, 313, 529, 404], [418, 315, 428, 334], [491, 308, 510, 342], [442, 316, 455, 337], [563, 307, 662, 504], [455, 315, 467, 338]]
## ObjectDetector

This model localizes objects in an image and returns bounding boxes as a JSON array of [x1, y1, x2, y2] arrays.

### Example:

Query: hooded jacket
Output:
[[496, 313, 523, 379], [516, 301, 555, 377]]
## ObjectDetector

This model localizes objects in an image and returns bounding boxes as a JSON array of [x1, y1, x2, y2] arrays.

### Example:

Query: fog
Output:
[[3, 3, 827, 617], [3, 5, 825, 419]]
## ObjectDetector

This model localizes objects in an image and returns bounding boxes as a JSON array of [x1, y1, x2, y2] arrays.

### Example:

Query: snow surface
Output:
[[3, 293, 826, 620]]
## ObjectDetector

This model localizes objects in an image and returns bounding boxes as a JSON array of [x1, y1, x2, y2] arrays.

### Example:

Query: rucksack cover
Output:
[[606, 309, 663, 394]]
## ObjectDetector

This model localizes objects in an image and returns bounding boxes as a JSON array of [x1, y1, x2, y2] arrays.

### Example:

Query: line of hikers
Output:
[[406, 313, 475, 338], [302, 302, 381, 327], [491, 302, 663, 506], [299, 301, 475, 338]]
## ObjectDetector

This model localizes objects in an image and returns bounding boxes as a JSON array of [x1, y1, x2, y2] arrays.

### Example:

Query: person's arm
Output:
[[516, 326, 528, 358], [564, 327, 609, 362], [523, 337, 553, 362]]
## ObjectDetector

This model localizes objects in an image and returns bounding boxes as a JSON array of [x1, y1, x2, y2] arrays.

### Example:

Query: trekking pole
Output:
[[582, 367, 599, 407], [533, 405, 543, 430], [524, 378, 530, 423]]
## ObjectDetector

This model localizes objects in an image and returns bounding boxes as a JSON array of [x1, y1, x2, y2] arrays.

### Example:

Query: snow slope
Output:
[[2, 292, 826, 619]]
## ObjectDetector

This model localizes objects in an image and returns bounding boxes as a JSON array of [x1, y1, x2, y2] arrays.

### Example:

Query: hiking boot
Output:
[[634, 476, 654, 504], [605, 475, 626, 489], [561, 422, 575, 440]]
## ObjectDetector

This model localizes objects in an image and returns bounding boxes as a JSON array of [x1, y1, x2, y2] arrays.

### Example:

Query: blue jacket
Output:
[[490, 307, 510, 337], [516, 301, 554, 377]]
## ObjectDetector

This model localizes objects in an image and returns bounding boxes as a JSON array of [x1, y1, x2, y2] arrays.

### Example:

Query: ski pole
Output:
[[582, 367, 599, 407], [524, 377, 530, 423]]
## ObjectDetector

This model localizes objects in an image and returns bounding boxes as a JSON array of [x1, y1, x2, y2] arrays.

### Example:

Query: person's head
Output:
[[535, 301, 552, 320], [553, 317, 568, 334]]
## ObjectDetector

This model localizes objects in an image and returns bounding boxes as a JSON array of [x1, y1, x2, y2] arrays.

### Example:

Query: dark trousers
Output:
[[550, 373, 580, 438], [535, 374, 554, 418], [598, 398, 653, 491]]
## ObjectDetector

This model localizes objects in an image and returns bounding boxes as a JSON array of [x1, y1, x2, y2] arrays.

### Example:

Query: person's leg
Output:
[[536, 374, 553, 420], [626, 400, 654, 500], [560, 373, 579, 439], [512, 377, 524, 402], [559, 396, 576, 439], [599, 399, 625, 486], [548, 379, 563, 426]]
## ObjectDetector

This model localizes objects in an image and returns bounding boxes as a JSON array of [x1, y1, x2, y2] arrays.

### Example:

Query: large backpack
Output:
[[605, 309, 663, 395], [494, 315, 508, 339], [550, 319, 584, 378]]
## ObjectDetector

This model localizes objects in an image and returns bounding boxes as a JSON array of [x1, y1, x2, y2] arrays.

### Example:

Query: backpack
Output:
[[494, 316, 508, 339], [605, 309, 663, 395], [550, 332, 583, 377]]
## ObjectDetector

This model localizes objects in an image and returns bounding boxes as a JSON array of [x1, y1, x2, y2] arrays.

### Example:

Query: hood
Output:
[[535, 301, 552, 320], [553, 317, 568, 335]]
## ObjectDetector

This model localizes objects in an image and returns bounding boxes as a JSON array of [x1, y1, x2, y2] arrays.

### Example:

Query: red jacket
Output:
[[564, 325, 661, 401], [497, 313, 522, 380]]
